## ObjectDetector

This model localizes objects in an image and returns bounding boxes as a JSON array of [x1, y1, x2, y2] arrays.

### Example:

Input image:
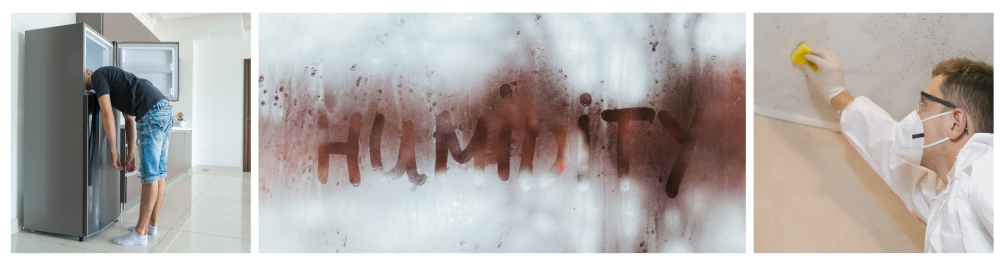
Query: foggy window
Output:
[[258, 13, 746, 253]]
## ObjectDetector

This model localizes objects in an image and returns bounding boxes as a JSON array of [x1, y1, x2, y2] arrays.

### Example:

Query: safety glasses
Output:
[[918, 91, 959, 112], [918, 91, 968, 133]]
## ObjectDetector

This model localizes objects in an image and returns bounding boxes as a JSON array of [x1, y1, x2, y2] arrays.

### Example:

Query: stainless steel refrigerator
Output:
[[22, 22, 179, 242]]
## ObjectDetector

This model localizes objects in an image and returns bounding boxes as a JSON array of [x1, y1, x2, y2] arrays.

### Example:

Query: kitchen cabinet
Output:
[[101, 13, 160, 42], [166, 130, 192, 182], [76, 13, 103, 35], [76, 13, 160, 42]]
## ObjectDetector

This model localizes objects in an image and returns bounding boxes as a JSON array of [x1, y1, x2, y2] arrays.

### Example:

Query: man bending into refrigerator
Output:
[[85, 66, 172, 245]]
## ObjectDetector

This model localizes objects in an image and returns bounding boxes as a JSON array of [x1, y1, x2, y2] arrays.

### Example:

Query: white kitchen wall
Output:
[[754, 13, 993, 130], [10, 13, 78, 234], [193, 38, 251, 168], [171, 39, 196, 127]]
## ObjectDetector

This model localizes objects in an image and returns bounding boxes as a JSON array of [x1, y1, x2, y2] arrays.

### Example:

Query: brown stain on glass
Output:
[[600, 107, 655, 179], [261, 15, 746, 206], [433, 111, 513, 181], [518, 114, 567, 177], [317, 113, 362, 186], [369, 114, 427, 190], [658, 109, 695, 198]]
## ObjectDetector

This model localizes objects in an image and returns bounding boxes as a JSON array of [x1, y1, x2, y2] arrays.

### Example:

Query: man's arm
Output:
[[98, 95, 123, 170], [800, 49, 937, 223], [124, 114, 137, 172], [830, 90, 854, 112]]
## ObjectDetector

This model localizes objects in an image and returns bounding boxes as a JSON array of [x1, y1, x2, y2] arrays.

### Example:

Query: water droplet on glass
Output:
[[318, 200, 322, 203], [712, 55, 716, 60]]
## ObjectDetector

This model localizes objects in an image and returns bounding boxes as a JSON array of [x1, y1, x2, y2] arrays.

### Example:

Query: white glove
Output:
[[798, 48, 846, 104]]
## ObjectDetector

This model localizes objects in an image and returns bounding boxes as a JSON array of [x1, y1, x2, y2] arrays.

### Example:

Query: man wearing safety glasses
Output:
[[798, 51, 993, 253]]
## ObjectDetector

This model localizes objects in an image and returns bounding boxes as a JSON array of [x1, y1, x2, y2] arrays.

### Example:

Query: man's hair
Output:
[[932, 58, 993, 134]]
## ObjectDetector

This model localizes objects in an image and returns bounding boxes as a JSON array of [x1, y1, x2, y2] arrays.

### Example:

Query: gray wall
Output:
[[76, 13, 102, 34], [102, 13, 160, 42], [754, 13, 993, 129]]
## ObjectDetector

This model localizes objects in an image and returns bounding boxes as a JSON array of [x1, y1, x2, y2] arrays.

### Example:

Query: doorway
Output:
[[243, 58, 251, 172]]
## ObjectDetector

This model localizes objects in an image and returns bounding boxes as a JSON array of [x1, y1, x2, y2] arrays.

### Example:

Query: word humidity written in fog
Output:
[[316, 85, 700, 198]]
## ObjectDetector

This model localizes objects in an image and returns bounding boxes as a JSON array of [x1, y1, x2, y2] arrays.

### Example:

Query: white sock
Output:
[[112, 230, 148, 245], [128, 225, 157, 235]]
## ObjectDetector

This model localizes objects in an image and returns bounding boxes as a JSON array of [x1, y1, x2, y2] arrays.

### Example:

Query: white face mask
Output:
[[895, 110, 953, 165]]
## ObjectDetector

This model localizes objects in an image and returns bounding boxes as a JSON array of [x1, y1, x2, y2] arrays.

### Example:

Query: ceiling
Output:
[[156, 13, 213, 20], [134, 13, 250, 42]]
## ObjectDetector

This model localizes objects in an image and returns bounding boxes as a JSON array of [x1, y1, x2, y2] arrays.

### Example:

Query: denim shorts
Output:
[[137, 100, 173, 185]]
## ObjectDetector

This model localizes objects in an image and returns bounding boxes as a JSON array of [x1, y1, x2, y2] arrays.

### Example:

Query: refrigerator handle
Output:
[[87, 95, 97, 187], [112, 41, 117, 67]]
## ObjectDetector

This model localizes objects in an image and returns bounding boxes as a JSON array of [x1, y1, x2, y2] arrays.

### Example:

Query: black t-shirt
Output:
[[91, 66, 167, 121]]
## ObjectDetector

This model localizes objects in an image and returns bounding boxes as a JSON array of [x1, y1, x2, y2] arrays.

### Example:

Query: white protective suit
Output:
[[841, 96, 994, 252]]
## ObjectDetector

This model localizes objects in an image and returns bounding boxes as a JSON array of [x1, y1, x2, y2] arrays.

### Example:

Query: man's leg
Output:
[[149, 178, 166, 227], [134, 181, 158, 235], [115, 113, 161, 245], [151, 117, 171, 227], [113, 180, 157, 245]]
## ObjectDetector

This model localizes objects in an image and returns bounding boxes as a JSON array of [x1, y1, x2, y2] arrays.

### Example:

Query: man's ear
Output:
[[948, 108, 969, 140]]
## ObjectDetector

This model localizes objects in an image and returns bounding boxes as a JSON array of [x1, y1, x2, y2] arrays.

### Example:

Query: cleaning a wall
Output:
[[754, 13, 992, 130], [754, 13, 993, 253]]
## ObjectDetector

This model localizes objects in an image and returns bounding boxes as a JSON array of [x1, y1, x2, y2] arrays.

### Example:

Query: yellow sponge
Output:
[[791, 42, 819, 71]]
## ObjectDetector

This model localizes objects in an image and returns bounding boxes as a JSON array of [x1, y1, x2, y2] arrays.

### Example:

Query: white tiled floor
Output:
[[10, 170, 251, 253]]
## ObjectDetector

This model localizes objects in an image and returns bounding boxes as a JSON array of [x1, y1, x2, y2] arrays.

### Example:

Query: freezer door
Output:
[[115, 42, 180, 101], [84, 25, 113, 72], [84, 92, 122, 236]]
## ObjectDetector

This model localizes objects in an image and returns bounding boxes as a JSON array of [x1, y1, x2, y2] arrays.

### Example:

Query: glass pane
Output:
[[259, 13, 746, 253]]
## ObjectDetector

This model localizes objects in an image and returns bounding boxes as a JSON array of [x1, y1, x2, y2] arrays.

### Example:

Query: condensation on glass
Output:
[[258, 13, 746, 253]]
